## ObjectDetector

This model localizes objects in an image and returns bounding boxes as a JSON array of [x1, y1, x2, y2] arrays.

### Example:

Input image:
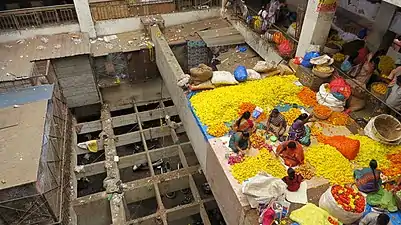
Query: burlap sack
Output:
[[190, 64, 213, 85]]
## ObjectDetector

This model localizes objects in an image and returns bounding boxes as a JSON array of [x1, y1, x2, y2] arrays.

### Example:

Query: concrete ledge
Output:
[[0, 24, 80, 43], [150, 25, 253, 225], [228, 16, 283, 63], [95, 8, 220, 36]]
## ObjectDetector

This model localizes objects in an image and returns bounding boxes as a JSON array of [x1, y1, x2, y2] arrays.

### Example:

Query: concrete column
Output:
[[295, 0, 336, 57], [73, 0, 96, 38], [366, 1, 397, 52]]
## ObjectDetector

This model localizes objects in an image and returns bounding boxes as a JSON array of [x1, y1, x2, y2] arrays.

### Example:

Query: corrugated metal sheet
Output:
[[91, 31, 148, 57], [0, 84, 54, 109], [197, 27, 245, 47], [31, 33, 90, 61]]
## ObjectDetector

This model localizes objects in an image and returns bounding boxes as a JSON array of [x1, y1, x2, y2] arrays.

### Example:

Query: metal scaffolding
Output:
[[0, 61, 72, 225]]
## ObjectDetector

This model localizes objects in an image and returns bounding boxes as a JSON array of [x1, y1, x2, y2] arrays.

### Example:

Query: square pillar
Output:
[[366, 1, 397, 52], [296, 0, 336, 57], [73, 0, 96, 38]]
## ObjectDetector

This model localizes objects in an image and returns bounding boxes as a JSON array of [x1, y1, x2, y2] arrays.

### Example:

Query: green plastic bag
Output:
[[367, 188, 398, 212]]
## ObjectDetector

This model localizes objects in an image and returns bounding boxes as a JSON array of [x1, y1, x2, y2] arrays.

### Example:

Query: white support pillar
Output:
[[366, 1, 397, 52], [73, 0, 96, 38], [296, 0, 336, 57]]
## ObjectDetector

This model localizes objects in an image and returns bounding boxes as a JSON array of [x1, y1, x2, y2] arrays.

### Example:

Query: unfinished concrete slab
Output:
[[71, 93, 224, 225]]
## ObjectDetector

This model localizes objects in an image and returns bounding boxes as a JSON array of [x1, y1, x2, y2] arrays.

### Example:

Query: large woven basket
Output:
[[372, 114, 401, 142], [312, 67, 334, 79]]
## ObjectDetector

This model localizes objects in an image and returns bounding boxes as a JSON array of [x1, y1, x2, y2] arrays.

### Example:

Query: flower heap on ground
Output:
[[231, 148, 287, 183], [305, 144, 354, 184], [349, 135, 401, 171], [190, 75, 302, 127]]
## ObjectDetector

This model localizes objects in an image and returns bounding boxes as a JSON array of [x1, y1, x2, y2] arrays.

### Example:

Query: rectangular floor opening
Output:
[[137, 102, 160, 112], [127, 192, 158, 220], [168, 213, 201, 225], [193, 173, 212, 200], [154, 155, 181, 175], [116, 142, 144, 157], [77, 130, 101, 143], [146, 136, 174, 150], [163, 100, 174, 107], [77, 151, 105, 166], [142, 118, 164, 129], [77, 173, 106, 197], [120, 166, 151, 183], [162, 187, 194, 209], [110, 107, 135, 117], [113, 123, 139, 135]]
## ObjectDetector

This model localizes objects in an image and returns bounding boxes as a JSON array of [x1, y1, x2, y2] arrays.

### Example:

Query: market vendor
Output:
[[359, 212, 392, 225], [354, 159, 383, 193], [385, 76, 401, 111], [229, 131, 250, 155], [233, 111, 255, 133], [276, 141, 304, 167], [386, 59, 401, 89], [266, 109, 287, 140], [282, 168, 303, 192], [288, 113, 312, 146]]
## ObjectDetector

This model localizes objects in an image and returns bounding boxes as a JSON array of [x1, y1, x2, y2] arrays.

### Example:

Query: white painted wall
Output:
[[95, 8, 220, 36], [384, 0, 401, 8], [0, 24, 80, 43], [0, 8, 220, 42]]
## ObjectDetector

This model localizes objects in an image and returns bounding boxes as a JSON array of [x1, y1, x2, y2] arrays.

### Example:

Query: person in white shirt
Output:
[[359, 212, 392, 225], [386, 76, 401, 112]]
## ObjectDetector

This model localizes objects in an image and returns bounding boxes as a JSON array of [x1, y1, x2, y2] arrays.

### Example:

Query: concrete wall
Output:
[[53, 55, 100, 108], [94, 8, 220, 36], [150, 25, 254, 225]]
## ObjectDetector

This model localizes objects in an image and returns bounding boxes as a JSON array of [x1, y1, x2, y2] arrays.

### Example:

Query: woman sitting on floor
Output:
[[276, 141, 304, 167], [266, 109, 287, 140], [282, 168, 304, 192], [354, 159, 383, 193], [288, 113, 313, 146], [232, 111, 255, 133], [229, 131, 250, 156]]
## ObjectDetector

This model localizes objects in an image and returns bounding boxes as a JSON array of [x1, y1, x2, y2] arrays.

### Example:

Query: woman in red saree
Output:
[[233, 111, 255, 133]]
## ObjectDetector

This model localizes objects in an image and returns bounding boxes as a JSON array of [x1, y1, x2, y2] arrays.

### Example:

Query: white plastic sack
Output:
[[319, 187, 363, 224], [317, 84, 345, 112], [246, 69, 261, 80], [211, 71, 239, 85], [253, 61, 276, 73], [242, 174, 287, 208]]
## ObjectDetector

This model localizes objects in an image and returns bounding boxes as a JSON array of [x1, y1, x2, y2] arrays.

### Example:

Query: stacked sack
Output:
[[317, 78, 351, 112]]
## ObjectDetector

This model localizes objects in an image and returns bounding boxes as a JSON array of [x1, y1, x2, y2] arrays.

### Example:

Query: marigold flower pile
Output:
[[349, 135, 401, 169], [382, 153, 401, 178], [190, 75, 302, 127], [305, 144, 354, 184], [297, 87, 318, 107], [231, 148, 287, 183], [207, 123, 229, 137], [327, 112, 349, 126], [282, 108, 302, 124]]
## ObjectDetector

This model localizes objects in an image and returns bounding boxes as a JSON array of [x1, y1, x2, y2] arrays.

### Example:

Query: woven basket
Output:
[[312, 67, 333, 79], [372, 114, 401, 142]]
